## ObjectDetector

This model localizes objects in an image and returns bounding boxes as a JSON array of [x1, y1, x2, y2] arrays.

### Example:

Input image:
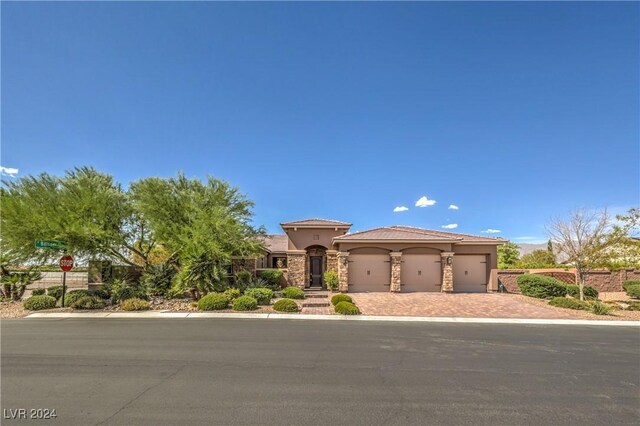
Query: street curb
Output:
[[23, 312, 640, 326]]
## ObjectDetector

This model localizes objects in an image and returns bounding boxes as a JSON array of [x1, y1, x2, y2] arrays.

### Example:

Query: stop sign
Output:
[[59, 255, 74, 272]]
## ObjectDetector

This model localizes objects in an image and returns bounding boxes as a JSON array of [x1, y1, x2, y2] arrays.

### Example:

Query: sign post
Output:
[[59, 255, 74, 307]]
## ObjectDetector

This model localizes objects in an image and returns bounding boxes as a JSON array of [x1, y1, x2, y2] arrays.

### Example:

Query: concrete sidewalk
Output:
[[23, 311, 640, 326]]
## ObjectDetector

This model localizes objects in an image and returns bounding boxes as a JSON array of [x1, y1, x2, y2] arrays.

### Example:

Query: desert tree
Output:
[[1, 167, 155, 269], [546, 208, 624, 301], [498, 242, 520, 269]]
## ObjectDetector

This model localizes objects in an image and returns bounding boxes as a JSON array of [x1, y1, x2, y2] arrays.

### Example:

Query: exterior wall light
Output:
[[446, 256, 453, 266]]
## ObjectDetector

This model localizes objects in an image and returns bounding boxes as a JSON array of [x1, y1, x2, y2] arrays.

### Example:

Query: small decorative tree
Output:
[[324, 270, 339, 291], [547, 208, 624, 301]]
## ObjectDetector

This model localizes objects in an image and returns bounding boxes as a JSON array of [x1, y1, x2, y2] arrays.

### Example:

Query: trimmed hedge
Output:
[[198, 293, 229, 311], [281, 287, 305, 300], [565, 284, 599, 300], [31, 288, 46, 296], [273, 298, 300, 312], [23, 295, 56, 311], [223, 288, 242, 300], [59, 290, 91, 307], [331, 294, 352, 306], [120, 298, 151, 311], [260, 269, 284, 290], [548, 297, 589, 310], [516, 275, 567, 299], [233, 295, 258, 311], [245, 288, 273, 305], [623, 281, 640, 299], [71, 296, 105, 310], [334, 301, 360, 315], [47, 285, 63, 300]]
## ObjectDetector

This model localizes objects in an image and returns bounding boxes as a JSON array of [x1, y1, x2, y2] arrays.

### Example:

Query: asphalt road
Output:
[[1, 319, 639, 426]]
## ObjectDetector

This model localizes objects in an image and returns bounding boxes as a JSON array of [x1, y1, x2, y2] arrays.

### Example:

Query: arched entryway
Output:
[[306, 245, 327, 288]]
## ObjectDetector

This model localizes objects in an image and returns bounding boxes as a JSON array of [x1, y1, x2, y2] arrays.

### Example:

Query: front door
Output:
[[310, 256, 323, 287]]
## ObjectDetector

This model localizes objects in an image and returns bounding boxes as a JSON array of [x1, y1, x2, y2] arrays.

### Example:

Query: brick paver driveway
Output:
[[349, 293, 581, 319]]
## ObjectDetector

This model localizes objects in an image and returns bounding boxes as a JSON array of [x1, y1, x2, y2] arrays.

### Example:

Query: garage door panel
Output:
[[401, 254, 441, 292], [348, 254, 390, 292], [453, 255, 487, 293]]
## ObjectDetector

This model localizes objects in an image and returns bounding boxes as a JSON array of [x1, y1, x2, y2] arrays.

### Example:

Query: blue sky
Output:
[[2, 2, 638, 241]]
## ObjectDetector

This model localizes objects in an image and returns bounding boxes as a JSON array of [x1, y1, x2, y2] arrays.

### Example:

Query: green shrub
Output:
[[47, 285, 63, 300], [90, 288, 110, 300], [31, 288, 46, 296], [324, 270, 339, 291], [223, 288, 241, 300], [281, 286, 305, 299], [71, 296, 105, 310], [589, 301, 612, 316], [232, 295, 258, 311], [259, 269, 284, 290], [334, 301, 360, 315], [516, 274, 567, 299], [245, 288, 273, 305], [59, 290, 91, 307], [623, 281, 640, 299], [622, 280, 640, 292], [273, 298, 300, 312], [108, 279, 149, 303], [120, 298, 151, 311], [141, 263, 176, 297], [23, 295, 56, 311], [234, 270, 252, 292], [548, 297, 589, 310], [331, 294, 352, 306], [565, 284, 599, 300], [197, 293, 229, 311]]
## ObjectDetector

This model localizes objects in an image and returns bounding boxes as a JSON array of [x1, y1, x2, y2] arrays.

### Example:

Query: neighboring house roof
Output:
[[280, 218, 352, 227], [262, 234, 288, 253], [333, 225, 506, 244]]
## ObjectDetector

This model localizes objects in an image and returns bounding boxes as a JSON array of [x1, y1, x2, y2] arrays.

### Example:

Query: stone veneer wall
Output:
[[326, 250, 338, 273], [440, 252, 454, 292], [337, 252, 349, 292], [390, 252, 402, 292], [286, 253, 307, 289]]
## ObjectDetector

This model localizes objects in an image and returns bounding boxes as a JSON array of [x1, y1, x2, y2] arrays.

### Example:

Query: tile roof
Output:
[[333, 225, 506, 243], [262, 234, 288, 253], [280, 218, 352, 227]]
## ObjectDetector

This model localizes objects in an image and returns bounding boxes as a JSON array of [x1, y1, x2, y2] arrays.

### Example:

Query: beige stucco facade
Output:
[[255, 219, 504, 292]]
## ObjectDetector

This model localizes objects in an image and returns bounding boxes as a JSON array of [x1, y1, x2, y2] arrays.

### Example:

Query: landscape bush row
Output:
[[331, 293, 360, 315], [516, 275, 599, 300]]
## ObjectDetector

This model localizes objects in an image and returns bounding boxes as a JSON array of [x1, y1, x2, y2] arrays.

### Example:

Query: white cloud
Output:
[[393, 206, 409, 213], [415, 195, 436, 207], [0, 166, 18, 177], [448, 204, 459, 210], [482, 229, 502, 234], [441, 223, 458, 229]]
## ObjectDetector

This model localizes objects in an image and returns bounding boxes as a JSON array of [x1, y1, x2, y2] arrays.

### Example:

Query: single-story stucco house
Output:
[[247, 218, 506, 293]]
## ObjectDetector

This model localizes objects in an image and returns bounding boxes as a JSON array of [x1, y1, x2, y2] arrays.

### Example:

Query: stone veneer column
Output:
[[337, 252, 349, 292], [286, 251, 307, 289], [441, 252, 454, 293], [390, 252, 402, 292], [326, 250, 338, 273]]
